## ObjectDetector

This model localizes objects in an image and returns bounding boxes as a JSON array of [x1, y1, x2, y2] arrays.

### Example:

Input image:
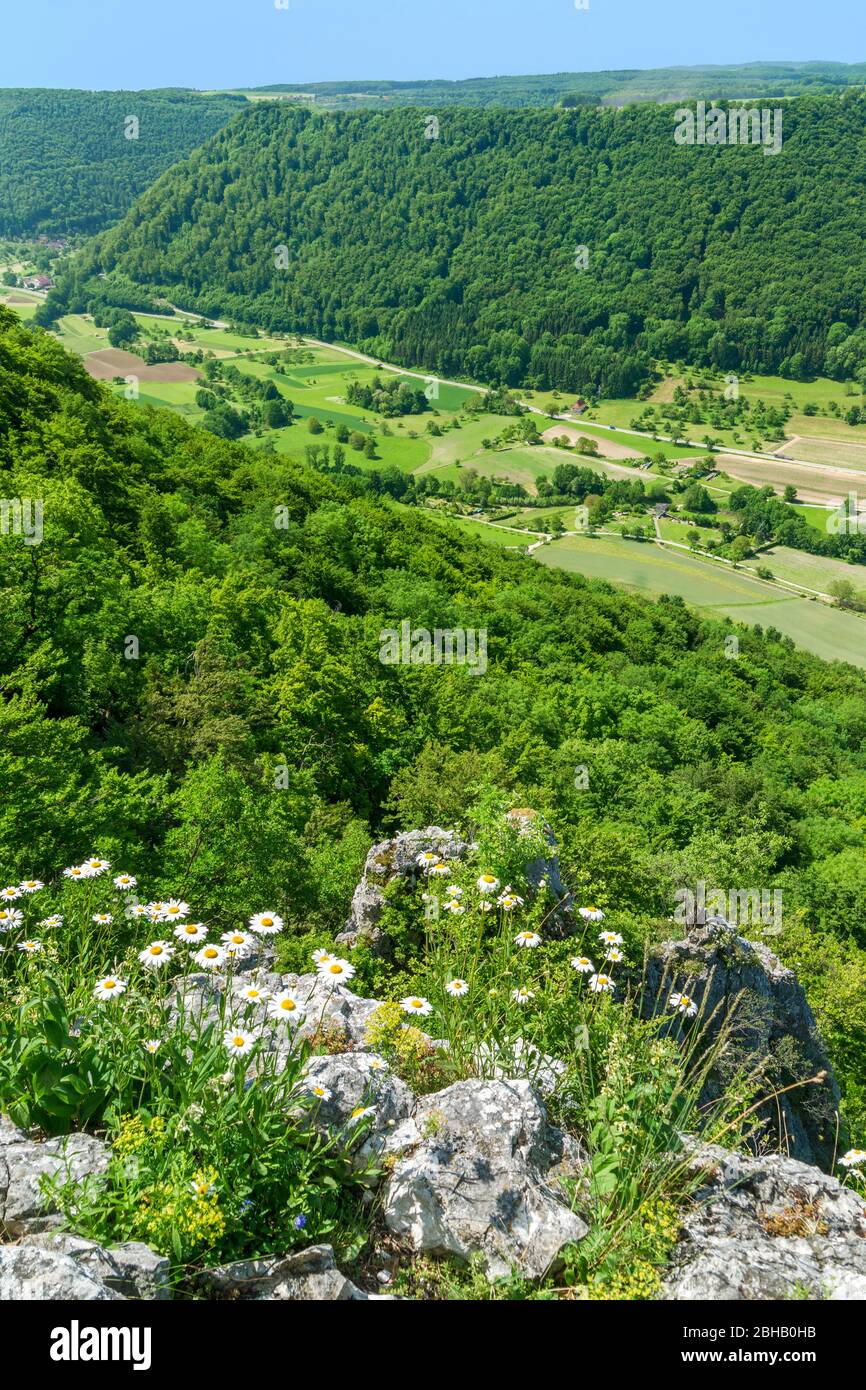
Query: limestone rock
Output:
[[0, 1243, 125, 1301], [0, 1119, 110, 1237], [663, 1145, 866, 1300], [195, 1244, 369, 1300], [337, 826, 472, 952], [644, 920, 840, 1169], [301, 1052, 417, 1163], [383, 1078, 587, 1279], [11, 1232, 171, 1300]]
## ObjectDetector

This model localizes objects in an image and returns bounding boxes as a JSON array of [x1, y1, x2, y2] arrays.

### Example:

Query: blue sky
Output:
[[3, 0, 865, 90]]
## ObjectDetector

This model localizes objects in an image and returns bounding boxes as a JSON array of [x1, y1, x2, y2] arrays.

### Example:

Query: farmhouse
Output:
[[21, 274, 54, 291]]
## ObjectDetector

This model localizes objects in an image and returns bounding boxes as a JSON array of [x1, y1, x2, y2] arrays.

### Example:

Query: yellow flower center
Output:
[[328, 964, 342, 974], [280, 1000, 296, 1011], [261, 917, 273, 926], [150, 946, 163, 955], [204, 949, 217, 958], [104, 980, 116, 989], [412, 999, 423, 1008], [232, 1037, 244, 1047]]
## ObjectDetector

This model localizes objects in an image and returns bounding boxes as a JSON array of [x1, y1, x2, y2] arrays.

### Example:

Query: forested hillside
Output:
[[0, 89, 244, 235], [1, 303, 865, 1129], [249, 61, 866, 108], [78, 98, 866, 391]]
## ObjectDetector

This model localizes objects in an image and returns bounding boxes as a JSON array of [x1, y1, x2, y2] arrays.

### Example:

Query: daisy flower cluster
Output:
[[570, 920, 626, 996]]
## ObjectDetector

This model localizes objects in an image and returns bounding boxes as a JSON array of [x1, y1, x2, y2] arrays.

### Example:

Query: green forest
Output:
[[1, 301, 865, 1143], [0, 88, 244, 235], [69, 99, 866, 393]]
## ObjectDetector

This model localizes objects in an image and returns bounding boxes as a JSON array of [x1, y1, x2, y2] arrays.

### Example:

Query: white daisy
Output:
[[444, 899, 465, 915], [605, 947, 625, 964], [138, 941, 175, 969], [446, 885, 463, 898], [512, 986, 535, 1004], [269, 991, 305, 1022], [235, 982, 271, 1005], [477, 873, 500, 894], [94, 976, 127, 1001], [416, 851, 440, 871], [499, 892, 525, 911], [839, 1148, 866, 1168], [146, 902, 166, 921], [0, 908, 24, 930], [430, 862, 451, 877], [130, 904, 151, 919], [0, 885, 21, 901], [18, 939, 43, 953], [479, 900, 494, 913], [174, 922, 208, 943], [669, 992, 698, 1018], [143, 1039, 161, 1054], [18, 880, 44, 894], [223, 1028, 257, 1058], [63, 865, 93, 881], [92, 913, 113, 925], [249, 911, 283, 936], [39, 915, 64, 929], [349, 1105, 375, 1125], [364, 1056, 389, 1073], [312, 948, 334, 964], [160, 899, 190, 922], [580, 906, 605, 922], [113, 873, 137, 890], [514, 930, 542, 948], [316, 957, 356, 984], [222, 930, 254, 953], [445, 979, 469, 997], [83, 857, 110, 876], [308, 1083, 333, 1101], [194, 944, 226, 970], [588, 973, 615, 995], [598, 930, 623, 946], [401, 996, 433, 1017], [189, 1176, 216, 1198], [571, 956, 595, 974]]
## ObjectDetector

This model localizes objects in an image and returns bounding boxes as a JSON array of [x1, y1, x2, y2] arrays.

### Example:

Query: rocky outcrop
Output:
[[663, 1145, 866, 1300], [645, 920, 840, 1170], [337, 814, 572, 952], [337, 826, 471, 952], [195, 1244, 373, 1300], [382, 1078, 587, 1280], [0, 1118, 110, 1237], [0, 1233, 170, 1301]]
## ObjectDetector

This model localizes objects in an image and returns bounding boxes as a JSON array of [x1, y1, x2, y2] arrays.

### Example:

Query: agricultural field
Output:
[[741, 545, 866, 597], [533, 533, 866, 668], [531, 368, 866, 478]]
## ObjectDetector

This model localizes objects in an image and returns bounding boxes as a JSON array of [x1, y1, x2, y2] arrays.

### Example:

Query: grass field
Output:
[[741, 545, 866, 596], [534, 533, 866, 667]]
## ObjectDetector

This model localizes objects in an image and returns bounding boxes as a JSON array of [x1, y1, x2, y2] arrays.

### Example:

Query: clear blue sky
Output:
[[3, 0, 865, 90]]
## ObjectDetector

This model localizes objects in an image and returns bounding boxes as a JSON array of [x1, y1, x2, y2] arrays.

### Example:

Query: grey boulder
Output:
[[0, 1119, 110, 1237], [663, 1144, 866, 1300], [383, 1078, 586, 1280]]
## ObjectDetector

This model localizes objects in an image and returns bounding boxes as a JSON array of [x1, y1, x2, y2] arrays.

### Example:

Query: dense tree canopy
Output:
[[0, 89, 243, 235], [78, 99, 866, 393], [2, 303, 866, 1124]]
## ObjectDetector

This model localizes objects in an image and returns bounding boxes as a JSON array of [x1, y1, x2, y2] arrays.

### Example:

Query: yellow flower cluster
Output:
[[134, 1167, 225, 1253], [112, 1114, 166, 1160], [366, 1002, 432, 1068]]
